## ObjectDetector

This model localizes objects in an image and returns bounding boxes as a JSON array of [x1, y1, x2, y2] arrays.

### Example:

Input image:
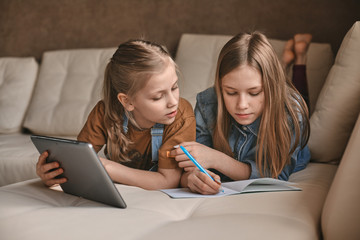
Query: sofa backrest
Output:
[[16, 34, 334, 138], [0, 32, 332, 138], [308, 21, 360, 163], [23, 48, 116, 136], [175, 33, 334, 114], [321, 112, 360, 239], [0, 57, 38, 134]]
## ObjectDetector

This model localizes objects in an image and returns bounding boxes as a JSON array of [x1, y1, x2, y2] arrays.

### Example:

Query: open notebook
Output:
[[161, 178, 301, 199]]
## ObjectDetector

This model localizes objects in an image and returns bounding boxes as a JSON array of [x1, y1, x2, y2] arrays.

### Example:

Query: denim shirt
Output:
[[195, 87, 310, 181]]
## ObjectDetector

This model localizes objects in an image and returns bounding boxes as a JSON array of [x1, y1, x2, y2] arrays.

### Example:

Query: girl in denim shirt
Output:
[[172, 32, 311, 194]]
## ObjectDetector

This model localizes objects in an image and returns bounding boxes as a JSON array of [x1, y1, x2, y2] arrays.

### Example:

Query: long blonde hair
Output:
[[103, 39, 175, 162], [213, 32, 310, 178]]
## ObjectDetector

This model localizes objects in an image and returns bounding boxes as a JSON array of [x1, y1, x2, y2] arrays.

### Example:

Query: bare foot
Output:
[[282, 38, 295, 68], [294, 34, 312, 65]]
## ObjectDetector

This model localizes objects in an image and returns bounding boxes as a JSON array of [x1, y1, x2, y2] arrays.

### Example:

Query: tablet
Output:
[[31, 135, 127, 208]]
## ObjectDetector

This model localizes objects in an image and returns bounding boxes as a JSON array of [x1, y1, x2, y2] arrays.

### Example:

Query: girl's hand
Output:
[[36, 151, 67, 187], [171, 142, 220, 171], [185, 170, 221, 195]]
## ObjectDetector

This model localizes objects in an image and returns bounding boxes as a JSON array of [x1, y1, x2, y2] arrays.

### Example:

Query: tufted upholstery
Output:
[[23, 48, 116, 136], [0, 58, 38, 133]]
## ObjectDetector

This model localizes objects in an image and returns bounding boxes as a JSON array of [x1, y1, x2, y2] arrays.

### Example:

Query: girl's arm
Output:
[[277, 145, 311, 181], [173, 142, 251, 181], [100, 157, 182, 189]]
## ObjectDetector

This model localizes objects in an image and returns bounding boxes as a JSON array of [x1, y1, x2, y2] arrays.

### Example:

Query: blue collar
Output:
[[232, 117, 261, 137]]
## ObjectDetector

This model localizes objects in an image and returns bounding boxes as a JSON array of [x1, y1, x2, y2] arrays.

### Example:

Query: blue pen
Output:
[[179, 145, 224, 192]]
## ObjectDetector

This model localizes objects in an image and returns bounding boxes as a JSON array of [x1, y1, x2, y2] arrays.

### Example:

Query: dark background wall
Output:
[[1, 0, 359, 61]]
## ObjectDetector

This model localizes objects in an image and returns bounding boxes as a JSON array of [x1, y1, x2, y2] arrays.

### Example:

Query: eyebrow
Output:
[[222, 85, 262, 90]]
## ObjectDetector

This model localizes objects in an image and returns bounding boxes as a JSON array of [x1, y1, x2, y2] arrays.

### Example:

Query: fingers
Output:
[[170, 141, 198, 156], [171, 142, 199, 169], [42, 175, 67, 187], [36, 151, 48, 167], [36, 152, 57, 176], [208, 171, 221, 183], [187, 170, 221, 195], [178, 159, 194, 170], [171, 149, 194, 170], [176, 141, 197, 148], [184, 166, 196, 172], [36, 151, 67, 187]]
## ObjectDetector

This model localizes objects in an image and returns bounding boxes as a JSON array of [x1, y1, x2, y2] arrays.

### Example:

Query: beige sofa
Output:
[[0, 22, 359, 239]]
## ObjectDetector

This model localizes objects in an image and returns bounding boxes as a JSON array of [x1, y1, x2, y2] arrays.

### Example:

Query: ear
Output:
[[117, 93, 134, 111]]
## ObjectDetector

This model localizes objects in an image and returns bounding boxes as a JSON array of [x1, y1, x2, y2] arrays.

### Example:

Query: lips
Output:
[[166, 110, 177, 118], [235, 113, 251, 118]]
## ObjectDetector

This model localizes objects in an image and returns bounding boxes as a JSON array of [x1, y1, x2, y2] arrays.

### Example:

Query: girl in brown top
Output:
[[36, 40, 196, 190]]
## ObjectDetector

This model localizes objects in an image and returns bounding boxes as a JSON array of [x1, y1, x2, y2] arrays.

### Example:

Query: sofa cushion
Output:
[[308, 21, 360, 163], [0, 57, 38, 133], [23, 48, 116, 136], [0, 162, 337, 239], [0, 133, 39, 186], [175, 33, 334, 113], [321, 113, 360, 240]]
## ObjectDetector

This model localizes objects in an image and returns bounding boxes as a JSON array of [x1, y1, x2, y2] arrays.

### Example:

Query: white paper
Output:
[[161, 178, 301, 199]]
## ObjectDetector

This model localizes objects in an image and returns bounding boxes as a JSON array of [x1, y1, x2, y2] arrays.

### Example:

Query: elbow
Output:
[[277, 170, 290, 181], [156, 169, 182, 189]]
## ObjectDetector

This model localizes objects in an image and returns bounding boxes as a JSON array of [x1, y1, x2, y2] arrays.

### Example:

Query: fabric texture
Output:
[[0, 162, 337, 240], [309, 21, 360, 163], [23, 48, 116, 136], [0, 57, 38, 133], [0, 133, 39, 186], [322, 113, 360, 239], [77, 98, 196, 169]]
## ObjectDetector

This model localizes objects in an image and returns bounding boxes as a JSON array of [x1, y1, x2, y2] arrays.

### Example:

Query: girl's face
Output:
[[130, 62, 179, 129], [221, 65, 265, 126]]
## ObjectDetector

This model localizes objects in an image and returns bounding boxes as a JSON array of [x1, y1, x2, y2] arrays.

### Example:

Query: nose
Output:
[[237, 94, 249, 110], [167, 91, 178, 108]]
